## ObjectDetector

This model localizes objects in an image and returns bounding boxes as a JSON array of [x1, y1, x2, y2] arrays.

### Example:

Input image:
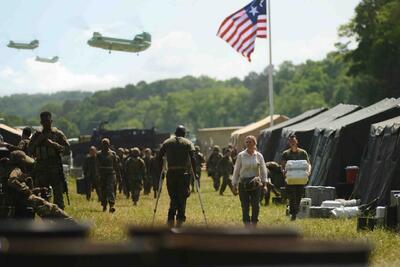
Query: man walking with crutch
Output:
[[157, 125, 199, 228]]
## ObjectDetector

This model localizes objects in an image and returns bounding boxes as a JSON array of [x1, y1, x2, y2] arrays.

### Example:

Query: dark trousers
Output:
[[286, 185, 305, 216], [166, 169, 190, 225], [261, 183, 281, 205], [220, 174, 232, 195], [85, 175, 101, 201], [143, 176, 152, 195], [35, 167, 65, 209], [130, 178, 142, 203], [99, 173, 116, 208], [152, 174, 160, 198], [239, 183, 261, 224], [212, 172, 221, 191]]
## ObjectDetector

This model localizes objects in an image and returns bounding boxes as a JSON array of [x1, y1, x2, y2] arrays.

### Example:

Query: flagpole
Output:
[[267, 0, 274, 126]]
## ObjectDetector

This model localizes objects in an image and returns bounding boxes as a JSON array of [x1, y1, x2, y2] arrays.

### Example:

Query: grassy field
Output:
[[65, 173, 400, 266]]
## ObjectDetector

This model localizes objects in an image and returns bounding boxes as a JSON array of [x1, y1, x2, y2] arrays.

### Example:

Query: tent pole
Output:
[[267, 0, 274, 126]]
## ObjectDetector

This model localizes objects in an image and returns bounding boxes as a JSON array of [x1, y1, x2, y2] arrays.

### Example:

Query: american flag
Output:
[[217, 0, 267, 62]]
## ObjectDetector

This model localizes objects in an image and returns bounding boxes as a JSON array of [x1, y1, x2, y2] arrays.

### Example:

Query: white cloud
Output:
[[0, 58, 121, 95], [140, 31, 257, 81], [274, 35, 338, 64], [0, 67, 16, 79]]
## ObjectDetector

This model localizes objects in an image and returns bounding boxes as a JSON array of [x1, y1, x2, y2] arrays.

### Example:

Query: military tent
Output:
[[230, 115, 288, 151], [353, 116, 400, 205], [257, 107, 327, 162], [273, 104, 360, 162], [197, 126, 242, 155], [309, 98, 400, 187], [0, 123, 22, 145]]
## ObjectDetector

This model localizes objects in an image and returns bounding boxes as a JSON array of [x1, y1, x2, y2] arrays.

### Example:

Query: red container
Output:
[[345, 166, 359, 184]]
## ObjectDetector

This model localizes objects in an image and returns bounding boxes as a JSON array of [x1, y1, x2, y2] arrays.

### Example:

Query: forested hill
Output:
[[1, 0, 399, 138], [0, 52, 358, 137]]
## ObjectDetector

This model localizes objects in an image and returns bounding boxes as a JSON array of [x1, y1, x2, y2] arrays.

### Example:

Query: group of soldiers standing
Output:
[[206, 145, 237, 196], [82, 139, 161, 212], [0, 110, 309, 226], [0, 111, 72, 220]]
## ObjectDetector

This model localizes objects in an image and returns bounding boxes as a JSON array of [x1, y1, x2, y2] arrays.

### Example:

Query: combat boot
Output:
[[176, 220, 184, 228], [167, 220, 175, 228]]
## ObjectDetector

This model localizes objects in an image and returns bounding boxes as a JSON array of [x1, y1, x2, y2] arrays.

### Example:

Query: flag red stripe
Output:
[[226, 18, 250, 43], [217, 0, 268, 61], [236, 29, 256, 52], [217, 9, 245, 33], [231, 23, 254, 48]]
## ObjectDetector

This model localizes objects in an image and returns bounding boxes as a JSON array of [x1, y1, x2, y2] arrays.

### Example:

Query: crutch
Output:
[[189, 156, 208, 226], [152, 159, 165, 227]]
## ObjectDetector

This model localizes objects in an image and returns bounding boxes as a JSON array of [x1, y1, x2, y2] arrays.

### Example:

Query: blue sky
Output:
[[0, 0, 360, 96]]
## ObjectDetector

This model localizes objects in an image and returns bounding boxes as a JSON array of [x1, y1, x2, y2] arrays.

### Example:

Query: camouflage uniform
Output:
[[125, 151, 146, 205], [262, 162, 284, 206], [83, 154, 101, 201], [28, 127, 70, 209], [193, 147, 205, 191], [143, 154, 153, 195], [116, 149, 126, 196], [97, 149, 120, 211], [159, 135, 195, 227], [207, 147, 223, 191], [2, 151, 71, 220], [217, 154, 234, 195], [5, 138, 31, 154]]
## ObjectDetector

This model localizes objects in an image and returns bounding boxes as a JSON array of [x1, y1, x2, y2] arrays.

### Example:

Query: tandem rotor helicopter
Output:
[[35, 56, 59, 63], [87, 31, 151, 54], [6, 39, 59, 64], [7, 40, 39, 50]]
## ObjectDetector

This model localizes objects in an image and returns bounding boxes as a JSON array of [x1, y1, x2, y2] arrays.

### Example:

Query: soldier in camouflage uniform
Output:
[[159, 125, 197, 227], [192, 146, 205, 192], [82, 146, 101, 201], [143, 148, 153, 196], [217, 149, 234, 196], [28, 112, 70, 209], [116, 148, 126, 196], [3, 150, 72, 220], [125, 148, 146, 206], [97, 138, 120, 213], [206, 145, 223, 191], [1, 127, 32, 154]]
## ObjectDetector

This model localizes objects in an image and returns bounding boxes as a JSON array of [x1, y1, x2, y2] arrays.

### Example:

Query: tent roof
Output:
[[260, 107, 327, 135], [0, 123, 22, 136], [325, 98, 400, 131], [370, 115, 400, 136], [231, 115, 288, 136], [284, 104, 360, 132], [371, 115, 400, 128], [198, 126, 242, 132]]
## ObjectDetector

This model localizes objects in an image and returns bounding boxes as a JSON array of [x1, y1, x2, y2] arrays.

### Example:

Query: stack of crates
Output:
[[305, 186, 336, 206], [305, 186, 336, 218]]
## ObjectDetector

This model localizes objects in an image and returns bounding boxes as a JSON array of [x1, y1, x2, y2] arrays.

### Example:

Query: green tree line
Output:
[[0, 0, 398, 138]]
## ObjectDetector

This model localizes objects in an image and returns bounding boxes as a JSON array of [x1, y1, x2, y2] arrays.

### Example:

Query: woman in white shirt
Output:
[[232, 135, 268, 226]]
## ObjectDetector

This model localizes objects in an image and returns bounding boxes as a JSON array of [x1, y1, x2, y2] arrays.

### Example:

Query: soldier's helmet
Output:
[[101, 138, 110, 146], [131, 147, 141, 157], [9, 150, 35, 165], [175, 125, 186, 137], [213, 145, 220, 152]]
